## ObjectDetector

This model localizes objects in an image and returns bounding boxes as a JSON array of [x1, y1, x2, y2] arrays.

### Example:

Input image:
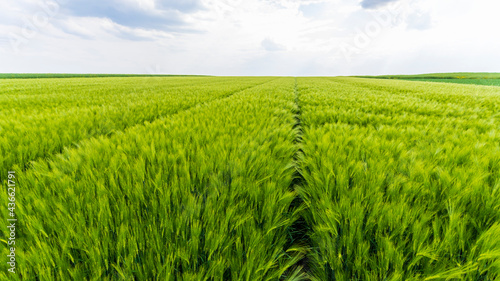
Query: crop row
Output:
[[332, 77, 500, 105], [0, 77, 250, 112], [1, 78, 302, 280], [297, 78, 500, 280], [0, 77, 272, 172]]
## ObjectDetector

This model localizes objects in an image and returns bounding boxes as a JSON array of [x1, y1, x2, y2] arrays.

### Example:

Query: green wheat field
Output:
[[1, 75, 500, 280]]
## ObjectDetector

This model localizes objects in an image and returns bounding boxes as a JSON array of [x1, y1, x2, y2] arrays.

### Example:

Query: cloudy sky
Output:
[[0, 0, 498, 76]]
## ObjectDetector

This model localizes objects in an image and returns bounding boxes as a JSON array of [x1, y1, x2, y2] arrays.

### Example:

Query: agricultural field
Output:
[[0, 74, 206, 79], [360, 73, 500, 87], [1, 76, 500, 280], [297, 77, 500, 280]]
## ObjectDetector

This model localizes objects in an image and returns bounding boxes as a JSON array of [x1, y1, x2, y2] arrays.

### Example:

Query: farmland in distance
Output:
[[360, 73, 500, 87], [1, 76, 499, 280]]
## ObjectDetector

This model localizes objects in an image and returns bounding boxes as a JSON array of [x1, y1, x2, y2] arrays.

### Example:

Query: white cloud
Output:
[[0, 0, 499, 75], [360, 0, 399, 9], [261, 38, 286, 52]]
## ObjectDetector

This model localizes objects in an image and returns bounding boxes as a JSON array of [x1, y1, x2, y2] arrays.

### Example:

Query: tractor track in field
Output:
[[282, 78, 313, 280], [15, 79, 277, 172]]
